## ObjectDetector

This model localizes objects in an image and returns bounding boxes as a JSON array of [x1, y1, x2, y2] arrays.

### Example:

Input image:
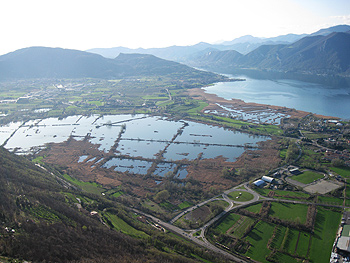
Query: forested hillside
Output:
[[0, 147, 226, 263], [0, 47, 226, 83], [189, 32, 350, 76]]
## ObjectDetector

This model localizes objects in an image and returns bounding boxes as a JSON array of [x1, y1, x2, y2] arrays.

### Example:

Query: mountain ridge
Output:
[[189, 31, 350, 77], [0, 47, 226, 83], [87, 25, 350, 59]]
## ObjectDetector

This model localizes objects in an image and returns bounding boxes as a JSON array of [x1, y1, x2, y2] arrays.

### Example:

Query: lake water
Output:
[[204, 76, 350, 120]]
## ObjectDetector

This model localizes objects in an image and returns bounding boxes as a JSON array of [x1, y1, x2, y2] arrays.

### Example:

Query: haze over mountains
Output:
[[0, 24, 349, 81], [86, 25, 350, 78], [87, 25, 350, 59], [0, 47, 224, 82], [191, 31, 350, 76]]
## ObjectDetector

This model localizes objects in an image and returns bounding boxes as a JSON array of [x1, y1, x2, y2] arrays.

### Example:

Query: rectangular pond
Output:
[[1, 114, 270, 175], [102, 157, 153, 175]]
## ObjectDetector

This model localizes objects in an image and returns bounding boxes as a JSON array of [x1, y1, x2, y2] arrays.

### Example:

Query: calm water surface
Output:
[[204, 76, 350, 119], [1, 114, 270, 177]]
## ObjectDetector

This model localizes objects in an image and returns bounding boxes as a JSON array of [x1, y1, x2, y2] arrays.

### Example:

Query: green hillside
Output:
[[0, 147, 225, 263]]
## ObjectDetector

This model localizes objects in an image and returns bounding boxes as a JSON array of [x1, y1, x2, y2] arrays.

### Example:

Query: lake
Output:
[[204, 75, 350, 120]]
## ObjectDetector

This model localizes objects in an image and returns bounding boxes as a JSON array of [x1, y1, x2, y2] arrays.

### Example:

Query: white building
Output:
[[262, 176, 275, 184]]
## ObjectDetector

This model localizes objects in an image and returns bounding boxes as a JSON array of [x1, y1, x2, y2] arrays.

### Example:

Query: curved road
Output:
[[137, 136, 343, 262], [132, 136, 341, 262], [132, 179, 347, 262], [139, 183, 263, 262], [132, 207, 249, 263]]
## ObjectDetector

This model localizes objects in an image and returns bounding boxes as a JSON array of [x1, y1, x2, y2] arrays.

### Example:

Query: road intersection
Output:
[[132, 179, 347, 262]]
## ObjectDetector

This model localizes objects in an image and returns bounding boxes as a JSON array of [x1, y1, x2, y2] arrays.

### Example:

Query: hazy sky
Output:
[[0, 0, 349, 55]]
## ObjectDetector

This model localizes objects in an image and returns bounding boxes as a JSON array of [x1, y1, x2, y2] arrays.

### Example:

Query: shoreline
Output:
[[187, 88, 339, 120]]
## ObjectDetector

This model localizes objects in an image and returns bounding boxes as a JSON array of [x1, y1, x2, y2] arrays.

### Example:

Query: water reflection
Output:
[[204, 74, 350, 119], [153, 162, 177, 177], [1, 114, 270, 175], [117, 140, 167, 159], [102, 157, 153, 175]]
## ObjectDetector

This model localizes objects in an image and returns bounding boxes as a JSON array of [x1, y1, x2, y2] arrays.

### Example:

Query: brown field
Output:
[[41, 135, 281, 199], [185, 206, 211, 222], [38, 88, 285, 200]]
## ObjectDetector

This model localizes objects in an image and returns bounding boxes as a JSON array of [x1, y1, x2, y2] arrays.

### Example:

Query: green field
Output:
[[32, 156, 44, 164], [290, 170, 324, 184], [245, 221, 275, 263], [244, 203, 262, 214], [296, 231, 311, 257], [308, 207, 341, 263], [254, 188, 311, 201], [318, 196, 344, 205], [213, 213, 241, 233], [178, 201, 193, 210], [269, 202, 308, 224], [228, 191, 254, 202], [208, 203, 341, 263], [229, 215, 256, 238], [301, 130, 330, 140], [191, 254, 213, 263], [160, 201, 178, 211], [330, 166, 350, 178], [104, 212, 148, 238], [212, 213, 256, 239], [269, 225, 287, 250], [270, 252, 301, 263], [280, 149, 287, 159], [112, 191, 124, 198], [282, 228, 300, 255], [62, 173, 105, 194]]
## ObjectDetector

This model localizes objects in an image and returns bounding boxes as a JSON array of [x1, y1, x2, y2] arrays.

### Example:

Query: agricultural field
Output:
[[209, 203, 341, 263], [269, 202, 308, 224], [290, 170, 324, 184], [245, 221, 275, 262], [254, 188, 311, 201], [317, 195, 344, 206], [102, 211, 149, 238], [243, 203, 262, 214], [1, 76, 349, 263], [213, 213, 242, 234], [301, 130, 330, 140], [174, 200, 229, 229], [308, 207, 342, 263], [330, 166, 350, 178], [62, 173, 105, 195]]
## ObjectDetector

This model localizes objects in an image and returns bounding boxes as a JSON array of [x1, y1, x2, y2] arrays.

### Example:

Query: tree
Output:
[[332, 158, 344, 167], [285, 143, 299, 163], [154, 190, 170, 203]]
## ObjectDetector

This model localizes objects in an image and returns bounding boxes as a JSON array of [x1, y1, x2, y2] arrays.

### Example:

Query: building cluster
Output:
[[335, 212, 350, 262], [253, 175, 277, 188], [323, 149, 350, 166]]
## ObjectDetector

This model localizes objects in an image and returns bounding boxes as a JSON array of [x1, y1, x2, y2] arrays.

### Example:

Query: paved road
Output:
[[132, 208, 249, 263], [132, 181, 347, 263], [158, 137, 345, 262], [132, 136, 344, 263], [154, 183, 264, 262], [170, 183, 260, 224]]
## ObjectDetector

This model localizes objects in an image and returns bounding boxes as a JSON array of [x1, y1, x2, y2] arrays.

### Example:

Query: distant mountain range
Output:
[[0, 47, 225, 82], [190, 31, 350, 76], [1, 25, 349, 81], [87, 25, 350, 60]]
